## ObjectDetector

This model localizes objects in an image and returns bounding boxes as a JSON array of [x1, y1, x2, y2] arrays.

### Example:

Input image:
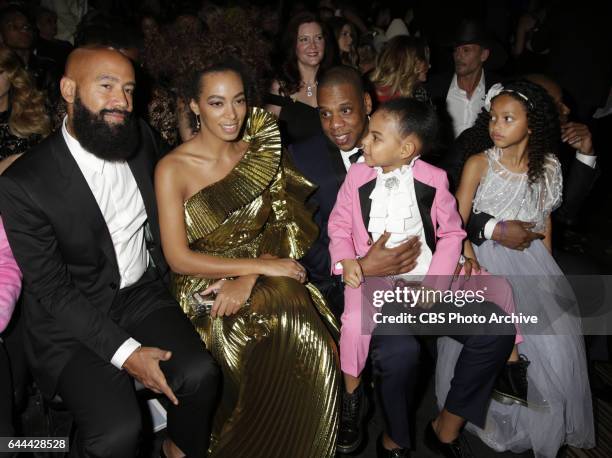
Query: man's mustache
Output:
[[99, 109, 132, 119]]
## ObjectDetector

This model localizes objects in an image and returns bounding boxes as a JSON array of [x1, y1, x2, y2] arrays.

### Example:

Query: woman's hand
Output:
[[203, 276, 257, 318], [262, 258, 307, 283]]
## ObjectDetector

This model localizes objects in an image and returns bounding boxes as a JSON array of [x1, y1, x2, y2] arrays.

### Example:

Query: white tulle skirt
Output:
[[435, 240, 595, 458]]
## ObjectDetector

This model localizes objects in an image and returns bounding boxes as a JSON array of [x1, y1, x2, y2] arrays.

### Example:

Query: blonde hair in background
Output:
[[370, 36, 429, 98], [0, 46, 51, 138]]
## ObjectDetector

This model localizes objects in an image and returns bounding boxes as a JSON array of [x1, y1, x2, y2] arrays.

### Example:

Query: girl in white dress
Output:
[[436, 80, 595, 457]]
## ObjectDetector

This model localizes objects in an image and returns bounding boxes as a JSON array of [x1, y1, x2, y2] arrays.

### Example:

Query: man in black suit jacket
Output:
[[289, 67, 421, 318], [289, 66, 516, 458], [0, 48, 219, 458]]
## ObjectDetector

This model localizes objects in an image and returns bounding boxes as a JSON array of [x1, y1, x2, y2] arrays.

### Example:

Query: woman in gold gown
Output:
[[155, 58, 339, 458]]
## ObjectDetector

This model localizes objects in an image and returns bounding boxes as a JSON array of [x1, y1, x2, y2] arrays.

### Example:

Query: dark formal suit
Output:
[[0, 121, 220, 457], [289, 134, 348, 317]]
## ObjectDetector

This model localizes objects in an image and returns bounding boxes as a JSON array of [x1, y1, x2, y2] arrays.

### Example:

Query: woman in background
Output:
[[265, 12, 336, 145], [329, 17, 359, 68], [0, 46, 50, 173], [370, 35, 430, 105]]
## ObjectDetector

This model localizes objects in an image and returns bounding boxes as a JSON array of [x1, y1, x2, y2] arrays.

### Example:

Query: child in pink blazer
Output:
[[1, 215, 21, 436], [328, 98, 523, 454], [0, 216, 21, 333]]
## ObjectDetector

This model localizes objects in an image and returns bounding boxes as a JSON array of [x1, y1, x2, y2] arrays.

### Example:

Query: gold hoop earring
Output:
[[196, 114, 201, 130]]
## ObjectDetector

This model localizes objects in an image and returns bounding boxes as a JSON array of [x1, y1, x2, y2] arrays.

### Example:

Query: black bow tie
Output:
[[349, 150, 362, 164]]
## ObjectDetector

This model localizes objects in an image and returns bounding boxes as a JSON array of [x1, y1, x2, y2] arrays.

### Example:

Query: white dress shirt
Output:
[[62, 118, 148, 369], [368, 161, 433, 280], [446, 71, 486, 138], [340, 146, 365, 172]]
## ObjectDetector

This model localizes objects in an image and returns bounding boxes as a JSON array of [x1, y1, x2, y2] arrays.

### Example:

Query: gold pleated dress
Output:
[[171, 108, 340, 458]]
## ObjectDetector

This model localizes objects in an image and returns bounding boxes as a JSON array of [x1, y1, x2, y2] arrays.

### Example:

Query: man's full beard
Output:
[[72, 95, 140, 161]]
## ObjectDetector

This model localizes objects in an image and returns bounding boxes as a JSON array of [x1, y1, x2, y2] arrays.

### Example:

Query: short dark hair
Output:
[[379, 97, 439, 155], [181, 55, 254, 132], [318, 65, 364, 95], [183, 55, 251, 103]]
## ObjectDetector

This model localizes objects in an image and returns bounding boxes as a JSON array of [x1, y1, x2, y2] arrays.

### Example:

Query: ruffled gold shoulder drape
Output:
[[171, 107, 339, 458]]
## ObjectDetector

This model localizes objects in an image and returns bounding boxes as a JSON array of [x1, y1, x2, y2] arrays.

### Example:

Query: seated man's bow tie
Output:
[[349, 150, 363, 164]]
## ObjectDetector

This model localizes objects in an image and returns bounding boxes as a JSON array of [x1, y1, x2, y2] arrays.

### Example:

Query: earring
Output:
[[196, 114, 201, 130]]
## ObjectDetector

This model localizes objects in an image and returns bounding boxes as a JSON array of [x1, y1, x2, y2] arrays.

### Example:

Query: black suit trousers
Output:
[[56, 269, 220, 458], [370, 300, 515, 448]]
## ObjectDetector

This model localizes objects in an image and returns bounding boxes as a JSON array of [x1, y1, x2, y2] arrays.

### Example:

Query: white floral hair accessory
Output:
[[484, 83, 532, 111], [484, 83, 504, 111]]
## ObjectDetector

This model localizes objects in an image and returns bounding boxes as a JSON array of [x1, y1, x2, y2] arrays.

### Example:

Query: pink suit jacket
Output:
[[328, 160, 466, 292], [0, 216, 21, 333]]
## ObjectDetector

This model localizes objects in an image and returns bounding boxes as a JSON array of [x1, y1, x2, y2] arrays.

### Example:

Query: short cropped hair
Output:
[[318, 65, 365, 95], [379, 97, 439, 155]]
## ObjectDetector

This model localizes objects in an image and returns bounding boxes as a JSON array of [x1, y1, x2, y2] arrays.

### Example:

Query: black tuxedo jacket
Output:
[[0, 120, 168, 396], [289, 134, 347, 282]]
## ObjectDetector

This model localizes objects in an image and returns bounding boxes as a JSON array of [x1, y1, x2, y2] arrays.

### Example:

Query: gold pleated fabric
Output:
[[171, 108, 340, 458]]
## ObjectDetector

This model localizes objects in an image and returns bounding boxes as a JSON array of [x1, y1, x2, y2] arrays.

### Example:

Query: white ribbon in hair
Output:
[[484, 83, 505, 111], [484, 83, 532, 111]]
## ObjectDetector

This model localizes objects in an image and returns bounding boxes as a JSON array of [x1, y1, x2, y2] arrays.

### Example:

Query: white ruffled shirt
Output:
[[367, 161, 433, 279]]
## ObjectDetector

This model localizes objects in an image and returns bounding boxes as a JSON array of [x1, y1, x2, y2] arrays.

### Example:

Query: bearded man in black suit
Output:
[[0, 47, 219, 458]]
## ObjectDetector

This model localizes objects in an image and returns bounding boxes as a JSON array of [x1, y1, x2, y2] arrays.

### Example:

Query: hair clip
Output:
[[484, 83, 533, 111]]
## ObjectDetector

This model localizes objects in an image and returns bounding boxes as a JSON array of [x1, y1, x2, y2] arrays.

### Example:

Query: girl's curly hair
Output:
[[458, 79, 560, 184], [0, 46, 51, 138]]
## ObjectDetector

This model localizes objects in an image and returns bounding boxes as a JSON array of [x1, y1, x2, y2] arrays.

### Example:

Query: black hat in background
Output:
[[447, 18, 508, 70], [452, 19, 493, 48]]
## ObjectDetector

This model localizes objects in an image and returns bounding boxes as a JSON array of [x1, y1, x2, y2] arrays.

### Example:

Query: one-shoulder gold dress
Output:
[[171, 108, 340, 458]]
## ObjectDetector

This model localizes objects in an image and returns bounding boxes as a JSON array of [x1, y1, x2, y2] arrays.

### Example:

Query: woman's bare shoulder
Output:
[[155, 143, 197, 179]]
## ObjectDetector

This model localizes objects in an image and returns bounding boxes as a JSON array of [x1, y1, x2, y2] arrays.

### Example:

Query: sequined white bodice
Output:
[[472, 148, 563, 232]]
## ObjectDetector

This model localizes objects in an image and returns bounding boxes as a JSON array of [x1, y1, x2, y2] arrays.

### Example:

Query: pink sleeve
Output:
[[328, 168, 358, 275], [0, 216, 21, 333], [422, 172, 466, 292]]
